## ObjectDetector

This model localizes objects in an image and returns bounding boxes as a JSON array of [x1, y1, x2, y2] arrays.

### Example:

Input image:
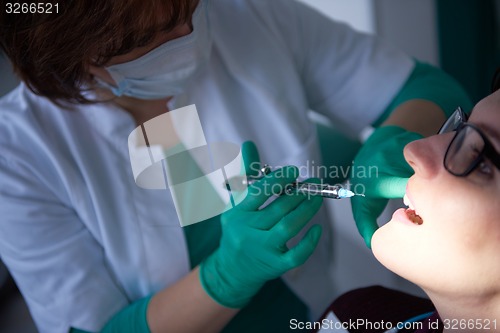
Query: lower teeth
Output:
[[405, 208, 423, 225]]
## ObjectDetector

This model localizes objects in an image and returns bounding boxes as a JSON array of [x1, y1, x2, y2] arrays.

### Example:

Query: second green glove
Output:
[[350, 126, 423, 248]]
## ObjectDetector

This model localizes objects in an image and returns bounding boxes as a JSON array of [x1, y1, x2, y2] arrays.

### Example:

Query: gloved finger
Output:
[[259, 177, 322, 228], [365, 176, 410, 198], [241, 141, 261, 177], [253, 192, 306, 229], [281, 224, 322, 270], [270, 194, 323, 244], [238, 166, 299, 211], [351, 196, 387, 248]]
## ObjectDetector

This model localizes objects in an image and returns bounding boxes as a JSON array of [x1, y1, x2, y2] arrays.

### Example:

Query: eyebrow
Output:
[[467, 106, 500, 147]]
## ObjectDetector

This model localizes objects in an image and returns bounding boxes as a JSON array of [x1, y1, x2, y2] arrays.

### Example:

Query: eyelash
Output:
[[475, 158, 493, 177], [470, 144, 494, 177]]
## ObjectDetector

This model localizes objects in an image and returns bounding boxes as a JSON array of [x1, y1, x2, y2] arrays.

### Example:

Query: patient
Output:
[[320, 74, 500, 333]]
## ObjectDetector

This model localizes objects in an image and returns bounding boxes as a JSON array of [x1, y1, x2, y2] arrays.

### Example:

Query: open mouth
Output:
[[403, 194, 423, 225]]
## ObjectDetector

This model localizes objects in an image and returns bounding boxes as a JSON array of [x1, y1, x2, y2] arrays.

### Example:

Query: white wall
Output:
[[298, 0, 439, 65], [374, 0, 439, 65], [296, 0, 375, 34]]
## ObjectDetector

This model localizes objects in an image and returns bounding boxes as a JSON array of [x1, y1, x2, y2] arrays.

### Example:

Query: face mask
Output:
[[100, 0, 212, 100]]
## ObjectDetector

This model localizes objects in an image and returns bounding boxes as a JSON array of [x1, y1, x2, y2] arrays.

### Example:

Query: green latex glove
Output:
[[350, 126, 423, 248], [200, 141, 323, 308]]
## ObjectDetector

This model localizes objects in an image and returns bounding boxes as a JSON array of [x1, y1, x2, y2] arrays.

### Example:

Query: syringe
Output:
[[284, 181, 356, 199], [224, 175, 361, 199]]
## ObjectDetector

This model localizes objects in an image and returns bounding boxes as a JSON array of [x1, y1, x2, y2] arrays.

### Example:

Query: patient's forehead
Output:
[[470, 90, 500, 120], [469, 91, 500, 148]]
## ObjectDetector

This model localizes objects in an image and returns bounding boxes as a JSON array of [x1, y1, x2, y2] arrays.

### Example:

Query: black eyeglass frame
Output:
[[442, 110, 500, 177]]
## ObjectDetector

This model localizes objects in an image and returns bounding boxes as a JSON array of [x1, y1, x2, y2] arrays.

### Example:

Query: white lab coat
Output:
[[0, 0, 413, 332]]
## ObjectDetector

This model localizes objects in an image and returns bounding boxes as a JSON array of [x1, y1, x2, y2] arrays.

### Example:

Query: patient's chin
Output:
[[371, 227, 384, 260], [370, 222, 403, 274], [371, 221, 391, 253]]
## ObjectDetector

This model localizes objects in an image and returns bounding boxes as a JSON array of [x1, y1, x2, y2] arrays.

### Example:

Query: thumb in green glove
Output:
[[200, 141, 323, 308], [350, 126, 423, 248]]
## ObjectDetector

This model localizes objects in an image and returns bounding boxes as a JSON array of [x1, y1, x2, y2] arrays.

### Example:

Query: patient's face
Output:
[[372, 90, 500, 297]]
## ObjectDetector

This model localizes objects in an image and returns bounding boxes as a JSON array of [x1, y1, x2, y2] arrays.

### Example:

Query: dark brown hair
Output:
[[0, 0, 195, 104], [492, 68, 500, 93]]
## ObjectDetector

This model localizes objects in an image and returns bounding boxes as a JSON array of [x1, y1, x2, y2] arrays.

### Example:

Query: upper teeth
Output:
[[403, 194, 415, 210]]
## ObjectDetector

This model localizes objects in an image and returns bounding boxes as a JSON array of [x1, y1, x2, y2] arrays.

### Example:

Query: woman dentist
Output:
[[0, 0, 470, 332]]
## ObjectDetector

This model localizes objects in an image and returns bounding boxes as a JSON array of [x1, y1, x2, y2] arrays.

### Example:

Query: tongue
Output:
[[405, 208, 423, 225]]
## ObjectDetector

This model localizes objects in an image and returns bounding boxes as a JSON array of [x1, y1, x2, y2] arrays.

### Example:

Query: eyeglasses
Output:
[[438, 107, 500, 177]]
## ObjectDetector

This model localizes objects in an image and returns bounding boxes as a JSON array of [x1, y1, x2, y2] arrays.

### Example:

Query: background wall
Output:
[[296, 0, 375, 34], [297, 0, 438, 64], [374, 0, 439, 65]]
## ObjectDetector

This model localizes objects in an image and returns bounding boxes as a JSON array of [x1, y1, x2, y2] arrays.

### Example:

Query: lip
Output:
[[401, 182, 425, 225], [392, 207, 420, 226]]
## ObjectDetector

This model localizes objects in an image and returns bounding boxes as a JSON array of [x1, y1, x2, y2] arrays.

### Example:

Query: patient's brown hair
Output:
[[0, 0, 196, 104]]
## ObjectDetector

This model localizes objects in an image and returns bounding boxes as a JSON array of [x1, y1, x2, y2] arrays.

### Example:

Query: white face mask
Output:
[[101, 0, 212, 100]]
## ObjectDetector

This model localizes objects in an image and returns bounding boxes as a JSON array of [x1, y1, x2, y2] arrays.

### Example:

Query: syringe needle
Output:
[[285, 182, 357, 199]]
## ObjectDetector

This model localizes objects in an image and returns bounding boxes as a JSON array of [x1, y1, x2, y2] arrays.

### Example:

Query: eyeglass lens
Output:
[[445, 126, 485, 175], [438, 108, 467, 135]]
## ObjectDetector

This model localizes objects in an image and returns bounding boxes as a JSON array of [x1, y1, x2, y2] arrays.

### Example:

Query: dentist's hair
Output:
[[0, 0, 198, 104], [492, 68, 500, 93]]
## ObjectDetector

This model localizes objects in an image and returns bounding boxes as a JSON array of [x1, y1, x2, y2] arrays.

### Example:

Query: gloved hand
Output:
[[200, 141, 323, 308], [350, 126, 423, 248]]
